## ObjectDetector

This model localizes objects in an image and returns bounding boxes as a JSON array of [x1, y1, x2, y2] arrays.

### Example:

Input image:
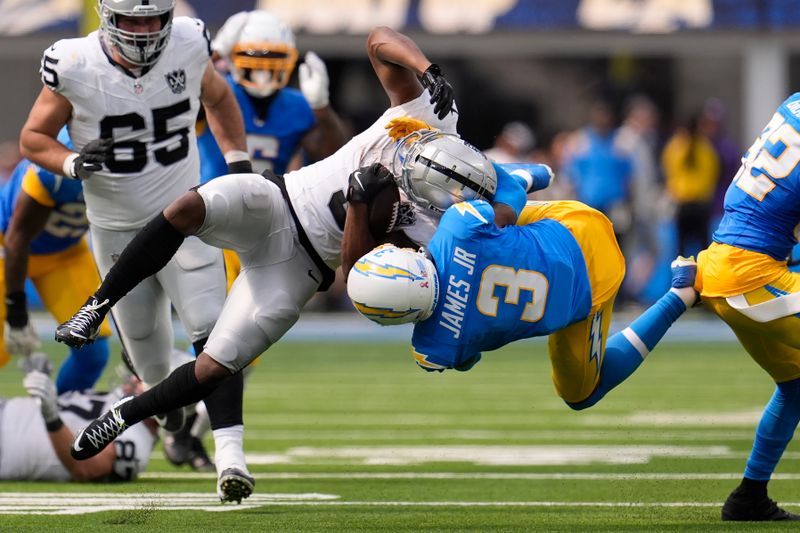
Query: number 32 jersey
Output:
[[40, 17, 212, 230], [714, 92, 800, 261], [412, 200, 592, 372]]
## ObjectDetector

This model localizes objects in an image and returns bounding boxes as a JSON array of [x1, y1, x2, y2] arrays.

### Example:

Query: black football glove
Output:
[[346, 163, 395, 204], [419, 64, 455, 120], [70, 138, 114, 180]]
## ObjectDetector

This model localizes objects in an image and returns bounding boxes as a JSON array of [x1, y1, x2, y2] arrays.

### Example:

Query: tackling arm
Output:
[[19, 88, 74, 177]]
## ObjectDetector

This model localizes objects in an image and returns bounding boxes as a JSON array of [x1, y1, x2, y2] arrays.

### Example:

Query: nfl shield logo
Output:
[[165, 69, 186, 94]]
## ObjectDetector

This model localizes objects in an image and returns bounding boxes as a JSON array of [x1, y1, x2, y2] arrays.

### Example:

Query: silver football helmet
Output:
[[393, 130, 497, 213], [98, 0, 176, 68]]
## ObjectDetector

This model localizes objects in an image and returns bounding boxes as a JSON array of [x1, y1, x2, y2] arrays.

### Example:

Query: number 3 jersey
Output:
[[0, 389, 155, 481], [40, 17, 212, 231], [411, 200, 592, 372]]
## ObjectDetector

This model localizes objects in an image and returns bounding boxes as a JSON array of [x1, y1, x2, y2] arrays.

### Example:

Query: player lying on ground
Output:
[[0, 353, 156, 482], [347, 199, 697, 411], [693, 92, 800, 522]]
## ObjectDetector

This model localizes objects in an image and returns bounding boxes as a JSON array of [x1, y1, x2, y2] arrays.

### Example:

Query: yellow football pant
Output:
[[0, 238, 112, 368], [517, 201, 626, 403]]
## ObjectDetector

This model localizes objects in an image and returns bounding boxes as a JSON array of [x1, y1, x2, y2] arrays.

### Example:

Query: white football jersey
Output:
[[0, 389, 155, 481], [284, 92, 457, 268], [41, 17, 212, 230]]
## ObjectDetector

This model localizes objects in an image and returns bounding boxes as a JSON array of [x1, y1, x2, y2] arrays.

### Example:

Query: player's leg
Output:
[[556, 257, 697, 409], [158, 236, 248, 482], [32, 241, 112, 392], [703, 295, 800, 521], [54, 192, 204, 346]]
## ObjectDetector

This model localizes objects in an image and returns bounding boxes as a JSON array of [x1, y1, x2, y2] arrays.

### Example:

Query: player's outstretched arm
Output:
[[199, 61, 250, 172], [367, 26, 452, 115], [19, 88, 74, 177]]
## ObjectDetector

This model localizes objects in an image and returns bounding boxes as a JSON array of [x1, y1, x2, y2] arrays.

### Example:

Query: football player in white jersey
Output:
[[0, 354, 157, 482], [56, 26, 522, 493], [18, 0, 251, 502]]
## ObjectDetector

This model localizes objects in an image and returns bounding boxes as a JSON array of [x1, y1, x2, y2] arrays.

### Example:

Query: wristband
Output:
[[223, 150, 250, 164], [62, 153, 79, 179], [45, 417, 64, 432], [6, 290, 28, 328]]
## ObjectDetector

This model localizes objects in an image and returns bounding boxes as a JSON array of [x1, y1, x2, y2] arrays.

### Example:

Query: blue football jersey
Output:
[[412, 200, 593, 371], [0, 128, 87, 255], [714, 92, 800, 260], [198, 75, 316, 182]]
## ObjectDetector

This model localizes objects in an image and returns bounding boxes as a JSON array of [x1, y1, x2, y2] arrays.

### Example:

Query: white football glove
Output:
[[5, 322, 41, 357], [299, 51, 330, 110], [24, 370, 59, 423], [211, 11, 250, 58]]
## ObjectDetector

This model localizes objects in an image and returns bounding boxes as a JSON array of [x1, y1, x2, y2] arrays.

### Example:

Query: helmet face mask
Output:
[[393, 130, 498, 213], [347, 245, 439, 326], [229, 11, 298, 98], [98, 0, 175, 68]]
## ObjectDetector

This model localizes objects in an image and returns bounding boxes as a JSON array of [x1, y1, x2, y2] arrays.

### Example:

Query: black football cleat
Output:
[[55, 297, 109, 348], [722, 486, 800, 521], [217, 467, 255, 504], [72, 396, 132, 460]]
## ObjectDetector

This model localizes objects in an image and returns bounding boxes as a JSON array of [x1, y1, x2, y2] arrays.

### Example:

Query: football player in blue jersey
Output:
[[200, 10, 347, 181], [692, 94, 800, 522], [347, 196, 697, 412], [0, 128, 112, 392]]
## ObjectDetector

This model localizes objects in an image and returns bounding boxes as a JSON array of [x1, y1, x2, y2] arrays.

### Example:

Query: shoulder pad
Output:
[[39, 37, 89, 92], [171, 17, 212, 59]]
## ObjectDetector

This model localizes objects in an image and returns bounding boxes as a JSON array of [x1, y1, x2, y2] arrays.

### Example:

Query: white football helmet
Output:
[[227, 11, 298, 98], [393, 130, 498, 213], [347, 245, 439, 326], [98, 0, 175, 68]]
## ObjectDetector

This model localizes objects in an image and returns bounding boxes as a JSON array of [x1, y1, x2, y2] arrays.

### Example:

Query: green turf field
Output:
[[0, 338, 798, 532]]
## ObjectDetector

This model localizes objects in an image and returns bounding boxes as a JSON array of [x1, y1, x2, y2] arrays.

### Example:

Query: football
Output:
[[368, 181, 401, 237]]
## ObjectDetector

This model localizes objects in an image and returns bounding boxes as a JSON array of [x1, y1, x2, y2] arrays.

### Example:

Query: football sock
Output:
[[55, 337, 110, 393], [743, 377, 800, 481], [94, 212, 185, 306], [118, 360, 218, 425], [569, 290, 687, 410], [203, 369, 244, 430], [212, 425, 247, 471]]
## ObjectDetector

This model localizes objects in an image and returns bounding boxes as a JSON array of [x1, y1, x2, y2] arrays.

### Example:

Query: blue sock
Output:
[[55, 337, 110, 393], [743, 378, 800, 481], [569, 291, 687, 410]]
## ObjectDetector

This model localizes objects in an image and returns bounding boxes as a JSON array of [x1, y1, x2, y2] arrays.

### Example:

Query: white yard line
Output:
[[140, 472, 800, 481], [2, 491, 800, 515]]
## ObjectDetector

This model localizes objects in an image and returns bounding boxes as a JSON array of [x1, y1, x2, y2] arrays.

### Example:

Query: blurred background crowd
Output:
[[2, 0, 800, 310]]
